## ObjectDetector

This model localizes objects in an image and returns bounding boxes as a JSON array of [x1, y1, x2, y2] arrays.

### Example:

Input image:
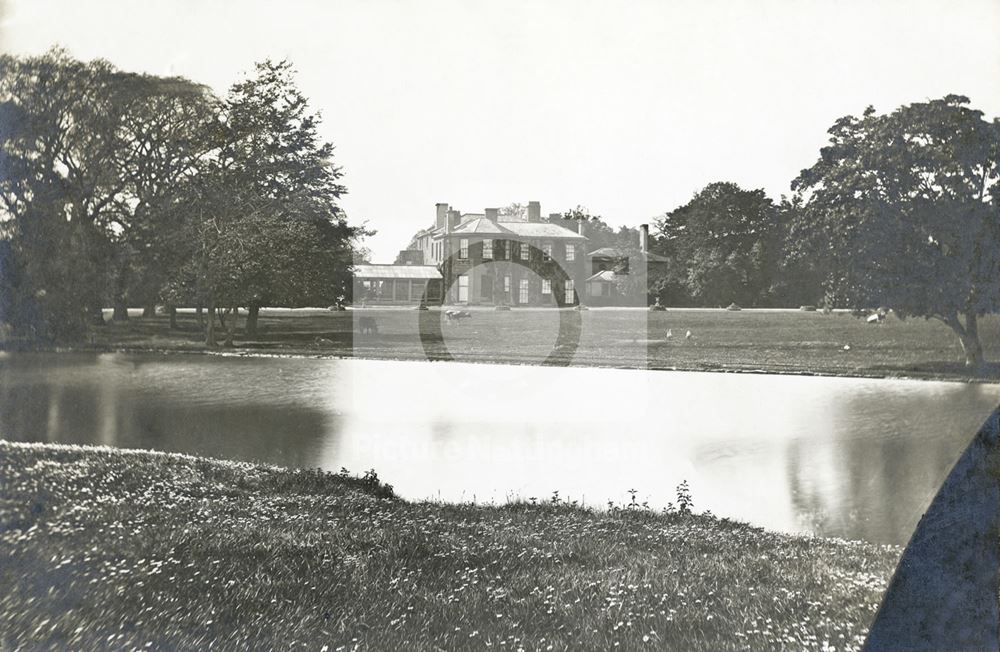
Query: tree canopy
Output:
[[654, 182, 782, 307], [0, 50, 365, 346], [789, 95, 1000, 366]]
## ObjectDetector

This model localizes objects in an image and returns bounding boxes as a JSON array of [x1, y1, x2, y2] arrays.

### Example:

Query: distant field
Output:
[[84, 307, 1000, 382]]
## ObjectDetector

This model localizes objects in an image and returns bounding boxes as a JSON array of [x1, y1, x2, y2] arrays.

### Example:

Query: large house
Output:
[[398, 201, 589, 307], [353, 201, 665, 307]]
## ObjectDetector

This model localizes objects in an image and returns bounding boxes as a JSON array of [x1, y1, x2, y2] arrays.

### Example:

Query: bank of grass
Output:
[[1, 442, 899, 650], [77, 307, 1000, 382]]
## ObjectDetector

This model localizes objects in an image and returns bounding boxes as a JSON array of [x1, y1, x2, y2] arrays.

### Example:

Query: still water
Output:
[[2, 352, 999, 545]]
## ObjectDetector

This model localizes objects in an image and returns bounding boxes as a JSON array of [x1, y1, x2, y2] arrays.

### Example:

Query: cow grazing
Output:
[[445, 310, 472, 323]]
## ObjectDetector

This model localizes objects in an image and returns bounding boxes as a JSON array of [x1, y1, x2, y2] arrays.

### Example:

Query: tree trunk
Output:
[[224, 306, 237, 347], [216, 307, 226, 329], [204, 299, 217, 347], [246, 303, 260, 338], [168, 306, 178, 330], [91, 305, 106, 326], [196, 304, 204, 329], [961, 312, 986, 369], [142, 302, 156, 318], [111, 298, 129, 322], [944, 312, 986, 370]]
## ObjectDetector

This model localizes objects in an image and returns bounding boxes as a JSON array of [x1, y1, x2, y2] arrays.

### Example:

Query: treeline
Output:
[[637, 95, 1000, 367], [542, 193, 820, 309], [649, 183, 820, 309], [0, 49, 363, 346]]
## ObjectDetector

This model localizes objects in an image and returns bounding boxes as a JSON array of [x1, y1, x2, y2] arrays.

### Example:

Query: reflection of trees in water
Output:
[[0, 363, 334, 470], [784, 387, 996, 545]]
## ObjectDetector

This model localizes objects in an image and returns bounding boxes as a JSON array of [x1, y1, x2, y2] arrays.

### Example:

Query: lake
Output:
[[2, 351, 998, 545]]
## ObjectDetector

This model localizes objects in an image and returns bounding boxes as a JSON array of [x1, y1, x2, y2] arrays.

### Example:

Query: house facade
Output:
[[408, 201, 589, 307], [353, 202, 668, 307]]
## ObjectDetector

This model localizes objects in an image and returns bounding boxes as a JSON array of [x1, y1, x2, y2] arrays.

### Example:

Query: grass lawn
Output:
[[0, 441, 900, 651], [77, 307, 1000, 382]]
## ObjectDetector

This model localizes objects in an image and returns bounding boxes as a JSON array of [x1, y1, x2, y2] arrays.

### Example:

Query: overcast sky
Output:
[[2, 0, 999, 261]]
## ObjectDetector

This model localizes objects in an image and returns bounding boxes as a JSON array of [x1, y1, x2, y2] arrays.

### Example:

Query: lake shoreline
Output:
[[1, 440, 897, 650], [10, 341, 1000, 385]]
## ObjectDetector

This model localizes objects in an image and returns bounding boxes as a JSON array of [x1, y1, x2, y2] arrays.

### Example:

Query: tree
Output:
[[0, 49, 130, 339], [768, 195, 826, 307], [166, 60, 360, 345], [498, 203, 526, 222], [552, 206, 616, 250], [108, 75, 218, 323], [655, 182, 781, 307], [790, 95, 1000, 368]]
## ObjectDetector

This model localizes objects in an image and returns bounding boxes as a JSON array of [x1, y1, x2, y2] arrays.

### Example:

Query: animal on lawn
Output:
[[666, 329, 673, 339], [358, 316, 379, 335], [445, 309, 472, 323], [685, 330, 693, 340]]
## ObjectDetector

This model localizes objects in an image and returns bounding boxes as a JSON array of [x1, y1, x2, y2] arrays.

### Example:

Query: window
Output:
[[483, 238, 493, 259], [565, 279, 575, 304], [410, 280, 426, 302], [458, 275, 469, 302], [542, 242, 552, 261], [504, 275, 510, 293], [426, 279, 442, 300], [459, 238, 469, 260], [565, 244, 575, 262], [496, 240, 505, 260], [542, 279, 551, 295], [519, 278, 529, 304], [395, 280, 409, 301], [520, 241, 530, 261]]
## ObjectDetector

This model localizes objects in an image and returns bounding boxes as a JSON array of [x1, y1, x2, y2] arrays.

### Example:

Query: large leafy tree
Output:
[[790, 95, 1000, 367], [170, 60, 360, 344], [0, 49, 216, 339], [109, 75, 217, 323], [0, 49, 132, 339], [1, 52, 364, 347], [656, 182, 781, 307]]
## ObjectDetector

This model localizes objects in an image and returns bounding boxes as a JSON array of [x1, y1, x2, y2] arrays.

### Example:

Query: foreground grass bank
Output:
[[77, 307, 1000, 382], [1, 442, 899, 650]]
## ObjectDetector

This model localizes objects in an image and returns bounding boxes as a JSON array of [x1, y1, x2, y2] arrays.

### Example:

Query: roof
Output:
[[587, 270, 618, 283], [587, 247, 669, 263], [434, 218, 586, 241], [499, 221, 586, 240], [451, 217, 515, 236], [353, 264, 441, 280], [588, 247, 621, 258]]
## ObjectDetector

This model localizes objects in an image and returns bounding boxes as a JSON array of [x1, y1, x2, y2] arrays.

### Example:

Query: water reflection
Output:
[[0, 353, 335, 470], [1, 352, 998, 545]]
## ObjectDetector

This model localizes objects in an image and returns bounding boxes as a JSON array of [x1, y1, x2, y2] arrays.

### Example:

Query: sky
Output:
[[2, 0, 999, 262]]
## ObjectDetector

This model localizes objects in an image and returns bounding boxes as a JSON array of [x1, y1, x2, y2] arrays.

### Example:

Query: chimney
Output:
[[527, 201, 541, 223], [436, 203, 448, 230], [485, 207, 499, 222], [448, 209, 461, 230], [640, 224, 649, 253], [577, 220, 586, 237]]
